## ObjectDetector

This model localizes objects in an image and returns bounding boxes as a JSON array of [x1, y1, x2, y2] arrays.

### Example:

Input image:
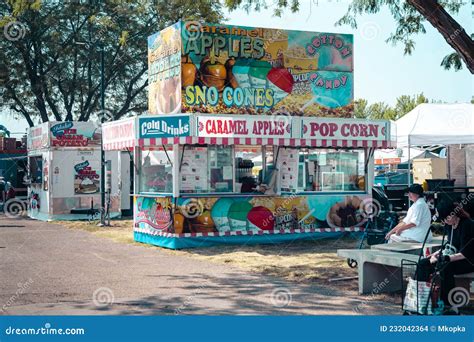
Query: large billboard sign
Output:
[[148, 22, 354, 118]]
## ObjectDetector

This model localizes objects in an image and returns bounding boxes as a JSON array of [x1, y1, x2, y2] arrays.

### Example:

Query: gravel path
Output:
[[0, 215, 399, 315]]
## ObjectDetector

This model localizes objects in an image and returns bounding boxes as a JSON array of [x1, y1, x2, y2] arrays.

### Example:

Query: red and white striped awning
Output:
[[102, 115, 396, 150], [104, 139, 135, 151], [134, 226, 366, 238], [138, 136, 394, 149]]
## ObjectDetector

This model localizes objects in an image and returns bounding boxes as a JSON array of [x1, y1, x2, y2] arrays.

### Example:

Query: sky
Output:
[[2, 0, 473, 137]]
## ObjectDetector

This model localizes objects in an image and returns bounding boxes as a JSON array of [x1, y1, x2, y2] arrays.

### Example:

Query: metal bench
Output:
[[371, 241, 442, 255]]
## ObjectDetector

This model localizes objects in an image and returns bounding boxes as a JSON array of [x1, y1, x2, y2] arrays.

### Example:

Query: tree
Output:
[[353, 98, 368, 119], [354, 93, 428, 120], [0, 0, 223, 126], [225, 0, 474, 74]]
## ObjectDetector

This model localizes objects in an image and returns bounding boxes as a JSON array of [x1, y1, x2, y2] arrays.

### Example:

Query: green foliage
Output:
[[0, 0, 223, 125], [224, 0, 468, 70], [354, 93, 428, 120]]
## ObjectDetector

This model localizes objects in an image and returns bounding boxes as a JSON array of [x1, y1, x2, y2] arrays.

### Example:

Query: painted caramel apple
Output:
[[174, 213, 185, 234], [200, 59, 227, 91], [195, 210, 214, 226], [181, 55, 196, 87]]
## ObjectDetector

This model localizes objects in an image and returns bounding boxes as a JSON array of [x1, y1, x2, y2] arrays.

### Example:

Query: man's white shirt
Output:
[[400, 197, 432, 242]]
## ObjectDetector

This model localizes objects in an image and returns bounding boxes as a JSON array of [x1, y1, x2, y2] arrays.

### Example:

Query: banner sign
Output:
[[148, 21, 354, 117], [301, 118, 389, 141], [50, 122, 101, 147], [102, 117, 136, 149], [74, 160, 100, 194], [148, 22, 182, 115], [27, 123, 49, 150], [196, 115, 292, 139], [139, 116, 190, 139], [375, 158, 401, 165]]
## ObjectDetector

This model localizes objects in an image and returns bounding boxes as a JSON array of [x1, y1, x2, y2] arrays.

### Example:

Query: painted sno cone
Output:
[[247, 206, 274, 230], [266, 67, 294, 107], [228, 201, 252, 231], [248, 60, 271, 87], [211, 198, 234, 232], [232, 59, 251, 89]]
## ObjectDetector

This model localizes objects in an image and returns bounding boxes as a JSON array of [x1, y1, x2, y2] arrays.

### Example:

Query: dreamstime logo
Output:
[[270, 287, 292, 308], [3, 198, 28, 219], [4, 21, 27, 41], [92, 287, 115, 307], [270, 110, 292, 132], [353, 278, 390, 314], [448, 109, 470, 130], [180, 198, 204, 219], [183, 21, 203, 41], [359, 198, 381, 219], [359, 21, 380, 41], [447, 287, 470, 312], [1, 278, 34, 313], [95, 109, 114, 123], [446, 28, 462, 44]]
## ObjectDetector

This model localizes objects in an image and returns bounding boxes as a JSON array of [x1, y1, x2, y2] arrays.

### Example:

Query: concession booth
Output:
[[102, 21, 395, 249], [27, 121, 123, 221]]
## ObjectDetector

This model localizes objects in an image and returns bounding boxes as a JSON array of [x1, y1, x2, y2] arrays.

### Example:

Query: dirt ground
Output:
[[56, 219, 377, 295]]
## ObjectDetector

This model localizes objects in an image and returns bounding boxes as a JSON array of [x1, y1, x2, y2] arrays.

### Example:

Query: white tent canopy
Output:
[[396, 103, 474, 147]]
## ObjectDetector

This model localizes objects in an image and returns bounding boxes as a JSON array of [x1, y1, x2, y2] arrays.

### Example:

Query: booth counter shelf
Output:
[[103, 114, 395, 249]]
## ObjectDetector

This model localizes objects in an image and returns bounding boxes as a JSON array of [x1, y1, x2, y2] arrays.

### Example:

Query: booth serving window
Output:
[[295, 148, 365, 192], [29, 156, 43, 184], [139, 147, 174, 193], [235, 146, 262, 193], [179, 145, 234, 194]]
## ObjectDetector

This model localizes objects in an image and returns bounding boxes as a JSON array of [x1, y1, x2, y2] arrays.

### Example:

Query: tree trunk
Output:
[[407, 0, 474, 74]]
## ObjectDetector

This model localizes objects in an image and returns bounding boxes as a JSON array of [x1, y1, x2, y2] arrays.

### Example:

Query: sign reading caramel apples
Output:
[[148, 21, 354, 117], [197, 115, 292, 139]]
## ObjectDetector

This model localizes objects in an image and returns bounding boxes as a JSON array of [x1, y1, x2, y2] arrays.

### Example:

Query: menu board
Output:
[[209, 146, 233, 192], [74, 160, 100, 195], [180, 147, 208, 192], [279, 148, 299, 192]]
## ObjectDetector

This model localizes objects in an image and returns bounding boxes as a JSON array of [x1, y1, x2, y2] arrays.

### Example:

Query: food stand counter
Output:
[[103, 114, 395, 249]]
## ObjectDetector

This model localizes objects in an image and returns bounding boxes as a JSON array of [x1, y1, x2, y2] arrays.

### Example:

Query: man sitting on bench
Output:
[[385, 184, 432, 243]]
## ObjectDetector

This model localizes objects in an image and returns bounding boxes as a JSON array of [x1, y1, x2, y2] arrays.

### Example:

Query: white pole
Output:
[[407, 136, 411, 208]]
